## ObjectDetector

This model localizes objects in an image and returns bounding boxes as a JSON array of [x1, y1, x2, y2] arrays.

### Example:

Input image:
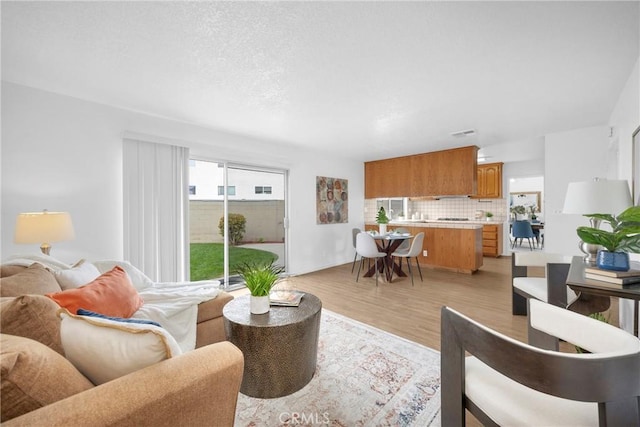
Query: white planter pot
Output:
[[379, 224, 387, 235], [250, 295, 270, 314]]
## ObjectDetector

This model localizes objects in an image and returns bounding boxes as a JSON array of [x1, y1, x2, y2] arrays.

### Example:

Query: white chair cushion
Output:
[[529, 299, 640, 356], [465, 356, 598, 426], [513, 277, 578, 306], [514, 252, 573, 267]]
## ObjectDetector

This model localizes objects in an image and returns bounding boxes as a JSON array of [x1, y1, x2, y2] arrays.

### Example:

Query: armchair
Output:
[[511, 252, 576, 315], [441, 299, 640, 426]]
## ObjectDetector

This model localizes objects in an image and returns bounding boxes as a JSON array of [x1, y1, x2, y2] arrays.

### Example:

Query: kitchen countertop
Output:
[[390, 219, 503, 225], [367, 221, 485, 230]]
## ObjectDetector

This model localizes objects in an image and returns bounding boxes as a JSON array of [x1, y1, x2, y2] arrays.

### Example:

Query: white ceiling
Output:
[[2, 1, 638, 162]]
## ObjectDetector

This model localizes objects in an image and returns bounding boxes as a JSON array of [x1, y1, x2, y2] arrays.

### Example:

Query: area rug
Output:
[[234, 309, 441, 426]]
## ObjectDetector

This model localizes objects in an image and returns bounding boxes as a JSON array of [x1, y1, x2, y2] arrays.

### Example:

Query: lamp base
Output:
[[579, 241, 600, 265], [40, 243, 51, 255]]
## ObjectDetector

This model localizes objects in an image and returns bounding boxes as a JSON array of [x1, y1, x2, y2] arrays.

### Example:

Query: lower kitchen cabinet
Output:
[[363, 224, 483, 274], [482, 224, 503, 257]]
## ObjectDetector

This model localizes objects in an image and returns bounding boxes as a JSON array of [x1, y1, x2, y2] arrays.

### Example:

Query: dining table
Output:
[[363, 232, 413, 282]]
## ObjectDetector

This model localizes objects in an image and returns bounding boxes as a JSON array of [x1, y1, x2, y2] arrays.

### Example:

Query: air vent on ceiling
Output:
[[451, 129, 476, 137]]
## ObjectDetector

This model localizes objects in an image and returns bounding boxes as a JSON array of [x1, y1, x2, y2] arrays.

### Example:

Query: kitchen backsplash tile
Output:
[[365, 198, 508, 223]]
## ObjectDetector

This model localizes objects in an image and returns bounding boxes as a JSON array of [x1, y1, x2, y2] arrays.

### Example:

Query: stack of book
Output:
[[584, 263, 640, 287]]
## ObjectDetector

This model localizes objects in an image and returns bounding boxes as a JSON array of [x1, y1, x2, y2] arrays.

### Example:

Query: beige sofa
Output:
[[0, 263, 241, 424], [0, 263, 234, 349]]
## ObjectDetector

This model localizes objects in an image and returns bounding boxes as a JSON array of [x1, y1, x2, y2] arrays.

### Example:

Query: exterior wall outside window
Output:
[[189, 160, 283, 201]]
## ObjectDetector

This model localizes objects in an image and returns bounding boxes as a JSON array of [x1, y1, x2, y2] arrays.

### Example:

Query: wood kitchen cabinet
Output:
[[476, 162, 503, 198], [365, 145, 478, 198], [364, 224, 483, 274], [422, 226, 483, 274], [482, 224, 503, 257], [364, 156, 412, 198], [411, 146, 478, 196]]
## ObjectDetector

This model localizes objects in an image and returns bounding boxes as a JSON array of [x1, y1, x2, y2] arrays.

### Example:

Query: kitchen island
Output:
[[365, 220, 483, 274]]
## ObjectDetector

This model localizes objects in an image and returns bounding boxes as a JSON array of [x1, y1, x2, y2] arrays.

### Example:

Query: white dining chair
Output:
[[391, 232, 424, 286], [393, 227, 411, 252], [355, 232, 387, 287], [351, 227, 361, 273]]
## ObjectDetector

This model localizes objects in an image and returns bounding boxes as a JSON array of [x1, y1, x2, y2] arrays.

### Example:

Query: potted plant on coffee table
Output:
[[576, 205, 640, 271], [235, 261, 285, 314], [376, 207, 390, 235]]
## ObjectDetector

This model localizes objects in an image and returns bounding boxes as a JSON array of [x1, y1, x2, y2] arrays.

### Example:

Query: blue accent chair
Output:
[[512, 220, 535, 250]]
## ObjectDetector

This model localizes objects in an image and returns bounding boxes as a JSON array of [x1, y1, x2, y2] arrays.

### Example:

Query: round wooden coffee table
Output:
[[223, 292, 322, 398]]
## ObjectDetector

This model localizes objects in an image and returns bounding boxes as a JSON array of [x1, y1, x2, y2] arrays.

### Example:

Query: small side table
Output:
[[566, 256, 640, 337], [223, 293, 322, 398]]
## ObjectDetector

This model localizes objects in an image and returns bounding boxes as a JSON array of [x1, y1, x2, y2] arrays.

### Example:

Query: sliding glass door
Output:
[[188, 159, 287, 289]]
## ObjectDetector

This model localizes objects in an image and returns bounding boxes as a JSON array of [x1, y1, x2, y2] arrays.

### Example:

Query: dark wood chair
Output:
[[441, 299, 640, 426]]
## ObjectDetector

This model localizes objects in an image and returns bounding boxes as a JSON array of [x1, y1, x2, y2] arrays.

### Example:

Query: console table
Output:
[[223, 293, 322, 398], [566, 256, 640, 337]]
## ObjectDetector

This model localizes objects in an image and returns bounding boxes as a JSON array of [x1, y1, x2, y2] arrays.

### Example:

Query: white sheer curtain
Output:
[[123, 138, 189, 282]]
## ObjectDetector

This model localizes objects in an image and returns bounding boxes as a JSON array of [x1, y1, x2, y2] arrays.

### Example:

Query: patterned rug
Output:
[[234, 309, 441, 426]]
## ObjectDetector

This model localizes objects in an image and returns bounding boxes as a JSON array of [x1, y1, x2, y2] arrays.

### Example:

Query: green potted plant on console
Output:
[[576, 205, 640, 271], [376, 207, 390, 235], [235, 261, 285, 314]]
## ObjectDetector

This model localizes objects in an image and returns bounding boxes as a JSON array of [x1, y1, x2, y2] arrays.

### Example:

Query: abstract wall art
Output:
[[316, 176, 348, 224]]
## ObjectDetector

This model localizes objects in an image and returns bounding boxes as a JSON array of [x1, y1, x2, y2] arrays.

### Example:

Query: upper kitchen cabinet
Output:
[[365, 146, 478, 198], [475, 162, 503, 198], [412, 146, 478, 196], [364, 155, 412, 198]]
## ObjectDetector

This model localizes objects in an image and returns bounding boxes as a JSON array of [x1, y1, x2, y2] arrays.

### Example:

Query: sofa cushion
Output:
[[0, 263, 61, 297], [59, 310, 182, 385], [0, 334, 94, 422], [0, 295, 64, 355], [197, 291, 234, 323], [54, 260, 101, 290], [46, 266, 143, 318], [0, 265, 27, 278]]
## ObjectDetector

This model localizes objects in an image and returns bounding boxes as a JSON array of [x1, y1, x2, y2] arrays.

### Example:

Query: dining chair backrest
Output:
[[356, 232, 384, 258], [512, 220, 534, 239], [394, 227, 411, 251], [352, 228, 361, 249], [406, 232, 425, 257]]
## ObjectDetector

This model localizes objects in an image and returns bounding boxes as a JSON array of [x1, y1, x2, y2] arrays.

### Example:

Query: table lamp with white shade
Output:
[[14, 210, 75, 255], [562, 178, 633, 264]]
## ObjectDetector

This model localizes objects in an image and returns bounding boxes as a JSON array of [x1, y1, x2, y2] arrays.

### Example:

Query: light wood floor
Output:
[[231, 255, 619, 425], [234, 255, 618, 351]]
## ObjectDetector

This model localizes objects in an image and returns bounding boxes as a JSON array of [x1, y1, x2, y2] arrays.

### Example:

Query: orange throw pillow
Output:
[[46, 266, 143, 318]]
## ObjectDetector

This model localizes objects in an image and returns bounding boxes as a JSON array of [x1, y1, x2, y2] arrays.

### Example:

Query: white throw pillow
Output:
[[54, 260, 101, 290], [58, 310, 182, 385]]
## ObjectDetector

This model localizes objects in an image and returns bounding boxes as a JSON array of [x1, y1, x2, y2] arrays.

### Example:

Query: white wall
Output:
[[1, 82, 364, 275], [544, 126, 617, 256], [609, 57, 639, 334], [509, 176, 544, 194]]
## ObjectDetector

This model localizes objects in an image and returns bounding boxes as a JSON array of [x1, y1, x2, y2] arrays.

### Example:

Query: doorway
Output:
[[508, 176, 544, 252], [188, 159, 288, 289]]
